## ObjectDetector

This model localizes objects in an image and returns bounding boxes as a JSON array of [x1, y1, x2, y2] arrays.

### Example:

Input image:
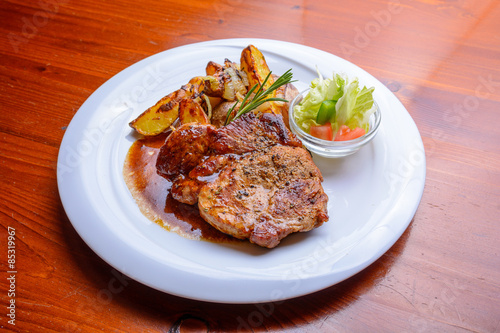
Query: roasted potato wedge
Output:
[[129, 78, 206, 136], [240, 45, 281, 115], [129, 103, 180, 136], [240, 45, 274, 91], [129, 89, 186, 136], [179, 98, 209, 125], [186, 76, 206, 93]]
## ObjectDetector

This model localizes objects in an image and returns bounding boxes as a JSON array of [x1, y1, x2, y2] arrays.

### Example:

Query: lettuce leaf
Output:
[[346, 86, 375, 132]]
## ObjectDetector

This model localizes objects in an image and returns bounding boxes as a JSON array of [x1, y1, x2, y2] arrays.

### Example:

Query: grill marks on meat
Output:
[[156, 112, 329, 248], [198, 146, 328, 248]]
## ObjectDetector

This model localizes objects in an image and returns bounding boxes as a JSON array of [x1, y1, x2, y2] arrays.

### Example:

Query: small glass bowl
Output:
[[288, 89, 382, 158]]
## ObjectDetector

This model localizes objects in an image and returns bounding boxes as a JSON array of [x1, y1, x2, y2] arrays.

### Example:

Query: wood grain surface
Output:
[[1, 0, 499, 331]]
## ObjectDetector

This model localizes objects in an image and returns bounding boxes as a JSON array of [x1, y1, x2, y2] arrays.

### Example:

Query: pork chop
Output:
[[157, 112, 302, 204], [197, 145, 328, 248]]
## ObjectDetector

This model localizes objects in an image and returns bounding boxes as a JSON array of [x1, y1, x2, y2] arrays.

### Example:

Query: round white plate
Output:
[[57, 38, 426, 304]]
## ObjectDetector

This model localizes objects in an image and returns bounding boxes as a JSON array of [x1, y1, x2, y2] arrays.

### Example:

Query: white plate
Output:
[[57, 38, 426, 304]]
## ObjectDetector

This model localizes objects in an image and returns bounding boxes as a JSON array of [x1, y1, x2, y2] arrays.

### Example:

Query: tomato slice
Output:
[[310, 123, 333, 141], [334, 125, 366, 141]]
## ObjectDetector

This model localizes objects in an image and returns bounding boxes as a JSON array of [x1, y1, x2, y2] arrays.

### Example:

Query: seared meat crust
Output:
[[211, 112, 302, 154], [156, 124, 215, 181]]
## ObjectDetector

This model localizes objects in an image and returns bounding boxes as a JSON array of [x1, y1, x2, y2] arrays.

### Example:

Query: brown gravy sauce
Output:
[[123, 134, 239, 243]]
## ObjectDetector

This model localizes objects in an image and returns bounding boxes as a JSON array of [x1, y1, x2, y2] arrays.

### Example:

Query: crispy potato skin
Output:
[[240, 45, 274, 90], [179, 98, 209, 125], [206, 61, 224, 76]]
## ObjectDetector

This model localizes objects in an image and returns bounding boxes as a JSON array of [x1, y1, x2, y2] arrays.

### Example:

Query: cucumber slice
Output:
[[316, 100, 337, 125]]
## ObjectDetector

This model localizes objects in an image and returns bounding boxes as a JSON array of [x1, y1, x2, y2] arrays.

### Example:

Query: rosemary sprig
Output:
[[224, 69, 295, 125]]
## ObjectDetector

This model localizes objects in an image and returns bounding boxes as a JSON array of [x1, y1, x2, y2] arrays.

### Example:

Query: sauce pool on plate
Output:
[[123, 133, 239, 244]]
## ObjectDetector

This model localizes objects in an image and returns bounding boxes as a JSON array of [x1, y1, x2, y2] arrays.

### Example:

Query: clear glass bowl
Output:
[[288, 89, 382, 158]]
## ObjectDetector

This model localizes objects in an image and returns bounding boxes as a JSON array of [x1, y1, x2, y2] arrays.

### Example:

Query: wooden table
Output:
[[1, 0, 499, 331]]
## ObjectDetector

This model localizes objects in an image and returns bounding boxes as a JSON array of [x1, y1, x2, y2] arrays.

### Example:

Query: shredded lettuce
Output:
[[294, 71, 375, 135]]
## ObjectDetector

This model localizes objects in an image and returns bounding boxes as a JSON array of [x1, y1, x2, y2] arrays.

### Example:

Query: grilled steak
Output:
[[198, 145, 328, 248], [156, 112, 329, 248], [157, 112, 302, 204]]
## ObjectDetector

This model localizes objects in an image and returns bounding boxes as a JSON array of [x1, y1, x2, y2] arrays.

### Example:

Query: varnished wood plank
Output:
[[1, 0, 499, 331]]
